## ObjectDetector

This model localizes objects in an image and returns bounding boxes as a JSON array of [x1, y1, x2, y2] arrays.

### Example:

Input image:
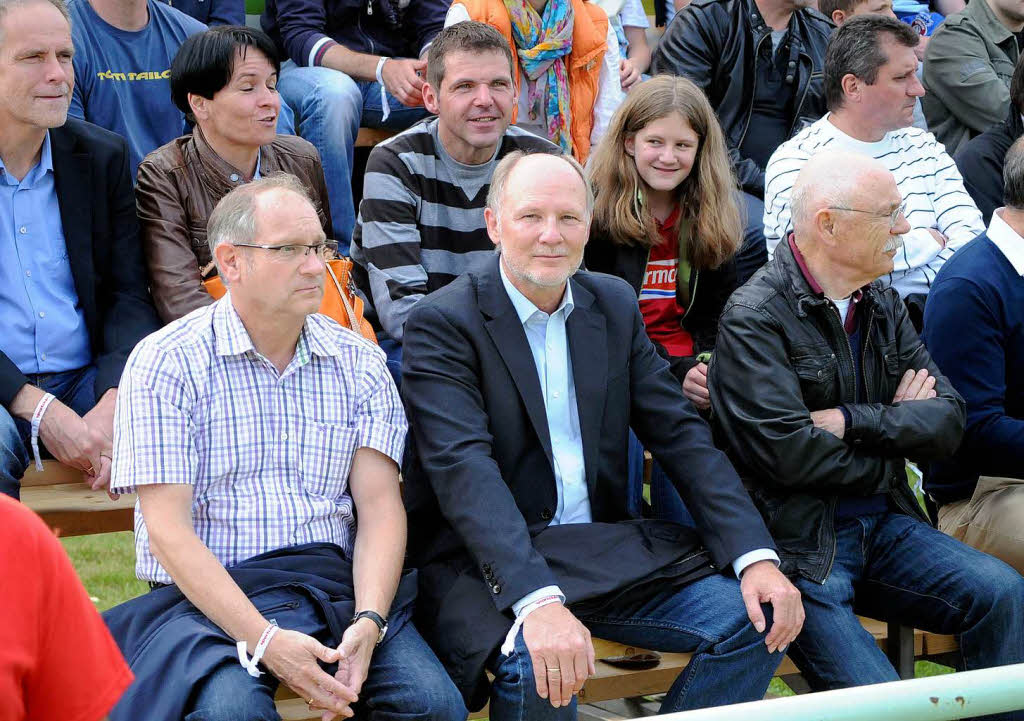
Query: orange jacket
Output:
[[456, 0, 608, 161]]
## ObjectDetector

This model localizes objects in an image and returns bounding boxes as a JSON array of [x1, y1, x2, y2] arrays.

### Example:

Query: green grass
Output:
[[63, 531, 147, 612]]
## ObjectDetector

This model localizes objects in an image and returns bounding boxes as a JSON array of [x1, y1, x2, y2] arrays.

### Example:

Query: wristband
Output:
[[236, 621, 279, 677], [30, 392, 57, 472], [500, 595, 562, 657], [375, 56, 391, 122]]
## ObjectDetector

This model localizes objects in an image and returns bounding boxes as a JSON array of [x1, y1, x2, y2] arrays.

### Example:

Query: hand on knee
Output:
[[522, 604, 596, 708]]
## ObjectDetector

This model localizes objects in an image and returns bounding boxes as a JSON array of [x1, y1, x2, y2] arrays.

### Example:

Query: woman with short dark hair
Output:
[[138, 26, 332, 323]]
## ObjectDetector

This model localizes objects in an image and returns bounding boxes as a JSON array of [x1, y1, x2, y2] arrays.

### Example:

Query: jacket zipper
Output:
[[736, 32, 766, 151], [791, 51, 813, 132]]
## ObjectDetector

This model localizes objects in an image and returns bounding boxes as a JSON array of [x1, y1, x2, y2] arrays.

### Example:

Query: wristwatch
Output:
[[352, 610, 388, 645]]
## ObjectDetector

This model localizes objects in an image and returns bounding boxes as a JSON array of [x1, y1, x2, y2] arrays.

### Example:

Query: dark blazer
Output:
[[0, 118, 160, 407], [401, 256, 775, 707], [955, 106, 1023, 225]]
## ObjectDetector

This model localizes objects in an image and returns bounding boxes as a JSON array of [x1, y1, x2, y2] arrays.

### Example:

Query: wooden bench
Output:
[[23, 461, 959, 720]]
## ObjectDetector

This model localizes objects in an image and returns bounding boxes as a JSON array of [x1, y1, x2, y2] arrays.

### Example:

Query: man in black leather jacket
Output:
[[709, 150, 1024, 698], [652, 0, 832, 283]]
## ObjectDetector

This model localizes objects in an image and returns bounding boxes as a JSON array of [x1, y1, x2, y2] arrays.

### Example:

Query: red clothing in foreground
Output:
[[0, 494, 133, 721]]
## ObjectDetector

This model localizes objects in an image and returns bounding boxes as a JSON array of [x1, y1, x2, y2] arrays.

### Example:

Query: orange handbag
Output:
[[203, 258, 378, 344]]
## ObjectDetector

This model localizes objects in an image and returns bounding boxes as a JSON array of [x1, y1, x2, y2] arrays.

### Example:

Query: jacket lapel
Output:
[[565, 278, 607, 499], [50, 126, 95, 328], [478, 258, 554, 464]]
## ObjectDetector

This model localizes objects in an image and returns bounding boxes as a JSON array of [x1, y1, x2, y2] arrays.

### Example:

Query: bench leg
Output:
[[887, 622, 916, 679]]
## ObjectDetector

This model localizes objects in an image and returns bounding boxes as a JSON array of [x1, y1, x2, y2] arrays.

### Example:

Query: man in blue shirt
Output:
[[0, 0, 160, 499], [923, 136, 1024, 574], [68, 0, 293, 177]]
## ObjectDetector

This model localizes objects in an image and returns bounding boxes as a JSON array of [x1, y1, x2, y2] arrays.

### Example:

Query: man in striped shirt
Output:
[[763, 16, 984, 300], [350, 22, 557, 382], [106, 175, 464, 721]]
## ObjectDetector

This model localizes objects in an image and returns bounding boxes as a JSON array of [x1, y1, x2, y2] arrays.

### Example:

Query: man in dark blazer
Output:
[[401, 151, 805, 720], [0, 0, 160, 499]]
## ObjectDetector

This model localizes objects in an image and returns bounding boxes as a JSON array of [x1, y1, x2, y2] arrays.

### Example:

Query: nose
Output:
[[472, 83, 493, 106], [539, 215, 562, 243], [300, 246, 326, 274], [892, 211, 911, 236], [908, 72, 925, 98], [260, 84, 280, 109], [43, 54, 69, 84]]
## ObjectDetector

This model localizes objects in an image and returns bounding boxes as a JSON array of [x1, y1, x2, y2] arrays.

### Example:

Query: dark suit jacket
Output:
[[401, 256, 775, 707], [0, 118, 160, 407]]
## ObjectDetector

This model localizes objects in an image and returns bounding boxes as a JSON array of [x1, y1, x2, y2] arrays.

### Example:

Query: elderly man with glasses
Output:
[[709, 150, 1024, 702], [101, 174, 465, 721]]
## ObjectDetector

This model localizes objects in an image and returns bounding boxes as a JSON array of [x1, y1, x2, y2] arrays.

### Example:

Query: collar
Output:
[[498, 257, 575, 324], [0, 131, 53, 186], [988, 209, 1024, 276], [967, 0, 1015, 45], [212, 294, 342, 360], [787, 234, 865, 332], [655, 205, 682, 232], [193, 126, 263, 187]]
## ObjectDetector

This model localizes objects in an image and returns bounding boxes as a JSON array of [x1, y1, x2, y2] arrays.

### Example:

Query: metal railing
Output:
[[651, 664, 1024, 721]]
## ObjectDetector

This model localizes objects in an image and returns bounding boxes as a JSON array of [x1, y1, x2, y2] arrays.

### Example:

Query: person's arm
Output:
[[709, 301, 892, 494], [838, 289, 965, 457], [924, 275, 1023, 474], [591, 24, 626, 149], [354, 147, 428, 342], [620, 26, 651, 90], [928, 140, 986, 251], [135, 157, 215, 324], [652, 8, 764, 194], [207, 0, 245, 26], [923, 23, 1012, 137], [762, 145, 805, 258]]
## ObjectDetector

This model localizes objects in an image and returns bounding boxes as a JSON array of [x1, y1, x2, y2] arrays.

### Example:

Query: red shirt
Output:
[[639, 207, 695, 357], [0, 495, 133, 721]]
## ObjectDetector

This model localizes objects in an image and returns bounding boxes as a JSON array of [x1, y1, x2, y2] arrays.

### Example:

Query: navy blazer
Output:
[[0, 118, 160, 407], [401, 256, 774, 707]]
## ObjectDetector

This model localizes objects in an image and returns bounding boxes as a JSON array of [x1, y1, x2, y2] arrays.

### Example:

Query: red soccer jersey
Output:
[[639, 207, 695, 358], [0, 495, 133, 721]]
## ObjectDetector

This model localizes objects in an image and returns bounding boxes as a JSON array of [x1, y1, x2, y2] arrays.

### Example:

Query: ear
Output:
[[815, 208, 839, 247], [188, 92, 208, 123], [831, 9, 847, 24], [840, 72, 860, 103], [624, 133, 636, 157], [484, 206, 501, 249], [214, 242, 245, 286], [422, 81, 440, 115]]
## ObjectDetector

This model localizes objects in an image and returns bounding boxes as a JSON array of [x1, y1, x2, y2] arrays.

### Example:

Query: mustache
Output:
[[884, 234, 904, 253]]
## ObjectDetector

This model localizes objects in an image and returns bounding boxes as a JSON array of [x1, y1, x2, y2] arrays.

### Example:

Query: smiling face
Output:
[[624, 112, 700, 201], [0, 1, 74, 133], [485, 154, 590, 310], [858, 35, 924, 132], [424, 49, 516, 165], [191, 47, 280, 153]]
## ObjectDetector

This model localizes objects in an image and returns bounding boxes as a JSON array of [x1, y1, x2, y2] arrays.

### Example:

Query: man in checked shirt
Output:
[[102, 173, 465, 721]]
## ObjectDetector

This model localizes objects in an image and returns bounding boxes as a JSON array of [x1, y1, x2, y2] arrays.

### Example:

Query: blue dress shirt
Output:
[[0, 132, 91, 376]]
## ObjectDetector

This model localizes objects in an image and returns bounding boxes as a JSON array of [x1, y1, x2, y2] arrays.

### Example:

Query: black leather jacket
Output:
[[652, 0, 833, 198], [707, 240, 965, 582]]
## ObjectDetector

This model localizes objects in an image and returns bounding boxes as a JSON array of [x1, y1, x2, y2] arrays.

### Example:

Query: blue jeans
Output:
[[791, 511, 1024, 720], [0, 366, 97, 499], [736, 192, 768, 286], [625, 431, 693, 525], [184, 620, 466, 721], [487, 573, 783, 719], [277, 61, 430, 254], [377, 336, 403, 390]]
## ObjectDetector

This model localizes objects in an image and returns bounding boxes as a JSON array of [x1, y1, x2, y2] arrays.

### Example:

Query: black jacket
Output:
[[0, 118, 160, 407], [652, 0, 832, 197], [584, 224, 737, 382], [955, 107, 1023, 225], [401, 256, 775, 707], [708, 240, 965, 583]]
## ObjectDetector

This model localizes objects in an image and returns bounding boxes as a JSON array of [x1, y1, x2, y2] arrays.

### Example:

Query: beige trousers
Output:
[[937, 476, 1024, 574]]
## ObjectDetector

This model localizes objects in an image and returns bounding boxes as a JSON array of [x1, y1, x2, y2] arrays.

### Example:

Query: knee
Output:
[[186, 696, 278, 721], [413, 680, 467, 721], [974, 561, 1024, 617], [305, 71, 362, 122]]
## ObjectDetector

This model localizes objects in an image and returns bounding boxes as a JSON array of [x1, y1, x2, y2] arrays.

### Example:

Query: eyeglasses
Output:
[[827, 201, 907, 230], [231, 240, 338, 261]]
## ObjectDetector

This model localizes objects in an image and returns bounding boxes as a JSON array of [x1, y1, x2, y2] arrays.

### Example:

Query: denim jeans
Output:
[[625, 431, 694, 525], [736, 191, 768, 286], [277, 61, 430, 254], [377, 336, 403, 390], [487, 572, 783, 719], [0, 365, 97, 499], [184, 620, 466, 721], [790, 511, 1024, 720]]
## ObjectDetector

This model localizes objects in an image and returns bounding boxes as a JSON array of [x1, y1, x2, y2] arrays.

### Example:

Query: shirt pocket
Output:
[[299, 421, 358, 501], [791, 351, 839, 409]]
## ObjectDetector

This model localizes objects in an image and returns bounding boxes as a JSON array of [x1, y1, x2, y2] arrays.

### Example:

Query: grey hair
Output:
[[486, 150, 595, 222], [206, 172, 313, 271], [1004, 137, 1024, 210], [0, 0, 70, 43]]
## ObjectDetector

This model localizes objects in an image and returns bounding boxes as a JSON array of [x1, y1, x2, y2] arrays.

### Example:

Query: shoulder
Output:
[[720, 264, 785, 321], [126, 304, 217, 375], [794, 6, 834, 38], [934, 234, 998, 284], [52, 118, 131, 174], [139, 135, 190, 173], [147, 0, 209, 35], [407, 272, 479, 327], [572, 269, 639, 310], [305, 313, 388, 364], [501, 126, 560, 155], [266, 134, 323, 167], [366, 121, 437, 171]]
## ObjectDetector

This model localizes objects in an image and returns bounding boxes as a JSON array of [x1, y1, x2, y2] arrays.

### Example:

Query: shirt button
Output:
[[24, 270, 30, 277], [38, 311, 45, 318], [281, 432, 289, 441], [552, 391, 560, 398], [18, 226, 26, 234], [491, 584, 502, 594], [40, 353, 47, 361], [229, 173, 240, 182]]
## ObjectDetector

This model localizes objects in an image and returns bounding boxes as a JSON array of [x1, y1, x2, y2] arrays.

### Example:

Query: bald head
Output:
[[791, 151, 894, 240], [486, 151, 593, 223]]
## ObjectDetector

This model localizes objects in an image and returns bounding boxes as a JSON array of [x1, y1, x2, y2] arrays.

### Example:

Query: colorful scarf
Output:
[[502, 0, 574, 154]]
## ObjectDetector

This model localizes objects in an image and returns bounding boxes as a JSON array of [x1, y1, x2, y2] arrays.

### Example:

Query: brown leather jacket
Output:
[[137, 128, 332, 323]]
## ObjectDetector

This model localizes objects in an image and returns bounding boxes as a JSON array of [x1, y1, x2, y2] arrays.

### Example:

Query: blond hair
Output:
[[587, 75, 741, 270]]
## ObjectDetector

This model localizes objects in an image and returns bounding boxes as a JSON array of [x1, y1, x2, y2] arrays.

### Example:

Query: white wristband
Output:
[[237, 621, 279, 677], [30, 392, 57, 472], [500, 595, 562, 657], [375, 56, 391, 122]]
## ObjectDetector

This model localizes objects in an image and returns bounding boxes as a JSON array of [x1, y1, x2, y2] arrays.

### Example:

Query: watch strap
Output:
[[352, 610, 387, 643]]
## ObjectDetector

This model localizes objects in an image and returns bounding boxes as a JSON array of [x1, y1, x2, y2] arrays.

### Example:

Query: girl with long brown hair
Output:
[[586, 74, 742, 409]]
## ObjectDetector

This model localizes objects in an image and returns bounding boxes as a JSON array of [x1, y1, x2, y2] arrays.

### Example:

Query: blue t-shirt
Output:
[[68, 0, 206, 175]]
